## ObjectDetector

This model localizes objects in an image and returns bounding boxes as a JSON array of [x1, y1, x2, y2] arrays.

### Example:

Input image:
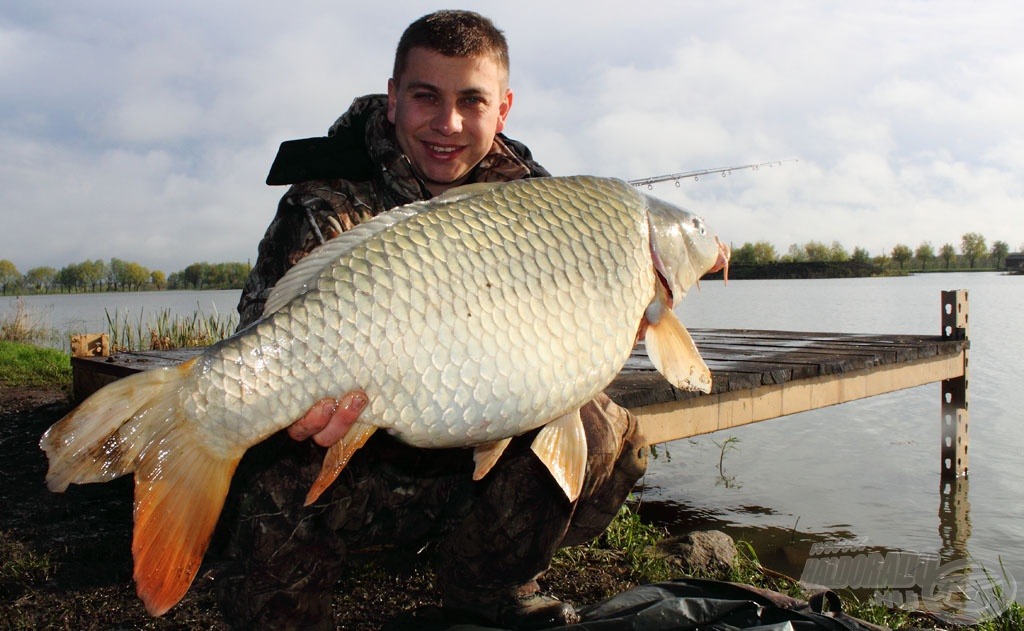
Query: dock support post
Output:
[[940, 290, 969, 479], [938, 290, 970, 561]]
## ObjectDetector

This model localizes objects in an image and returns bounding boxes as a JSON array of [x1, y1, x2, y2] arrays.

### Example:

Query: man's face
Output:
[[388, 47, 513, 196]]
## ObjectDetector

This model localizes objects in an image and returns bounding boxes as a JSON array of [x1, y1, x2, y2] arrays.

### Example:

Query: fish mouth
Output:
[[706, 237, 730, 283]]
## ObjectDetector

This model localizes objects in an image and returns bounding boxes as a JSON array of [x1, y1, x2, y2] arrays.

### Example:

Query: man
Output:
[[216, 11, 647, 630]]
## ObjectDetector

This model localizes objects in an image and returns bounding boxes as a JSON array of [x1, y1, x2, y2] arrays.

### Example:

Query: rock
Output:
[[652, 530, 738, 576]]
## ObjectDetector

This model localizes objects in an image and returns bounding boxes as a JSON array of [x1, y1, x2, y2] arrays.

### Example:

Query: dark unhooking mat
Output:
[[385, 578, 888, 631]]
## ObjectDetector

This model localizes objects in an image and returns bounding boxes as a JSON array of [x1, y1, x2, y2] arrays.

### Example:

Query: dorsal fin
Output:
[[433, 181, 502, 202], [263, 204, 424, 316]]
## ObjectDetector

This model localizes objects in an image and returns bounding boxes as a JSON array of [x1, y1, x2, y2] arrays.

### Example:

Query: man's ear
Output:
[[386, 78, 398, 124], [496, 88, 513, 133]]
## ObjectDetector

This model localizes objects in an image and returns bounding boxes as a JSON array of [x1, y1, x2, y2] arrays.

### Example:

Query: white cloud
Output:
[[2, 0, 1023, 274]]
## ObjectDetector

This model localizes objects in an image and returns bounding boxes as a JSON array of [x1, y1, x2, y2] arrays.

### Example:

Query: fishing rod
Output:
[[628, 158, 798, 188]]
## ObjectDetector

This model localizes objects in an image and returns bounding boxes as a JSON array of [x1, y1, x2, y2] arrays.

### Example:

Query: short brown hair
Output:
[[393, 10, 510, 81]]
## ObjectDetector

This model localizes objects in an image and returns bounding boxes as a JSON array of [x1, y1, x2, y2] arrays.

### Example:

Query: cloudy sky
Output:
[[2, 1, 1022, 274]]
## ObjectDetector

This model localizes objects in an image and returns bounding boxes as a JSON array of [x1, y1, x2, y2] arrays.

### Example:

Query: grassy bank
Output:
[[0, 341, 71, 388]]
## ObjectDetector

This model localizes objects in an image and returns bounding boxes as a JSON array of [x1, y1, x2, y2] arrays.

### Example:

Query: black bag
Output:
[[385, 578, 889, 631], [567, 578, 888, 631]]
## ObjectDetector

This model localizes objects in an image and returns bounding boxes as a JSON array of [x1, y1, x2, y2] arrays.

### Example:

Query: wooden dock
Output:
[[70, 291, 970, 478], [616, 328, 964, 439]]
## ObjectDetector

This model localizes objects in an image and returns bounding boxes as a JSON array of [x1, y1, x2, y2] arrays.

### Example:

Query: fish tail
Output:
[[132, 420, 238, 615], [39, 358, 240, 616]]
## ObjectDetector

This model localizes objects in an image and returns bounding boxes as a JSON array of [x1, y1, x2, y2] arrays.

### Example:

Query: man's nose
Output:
[[432, 105, 463, 135]]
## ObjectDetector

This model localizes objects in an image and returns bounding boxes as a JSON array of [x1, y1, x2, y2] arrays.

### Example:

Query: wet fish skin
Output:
[[179, 177, 653, 453], [40, 175, 726, 616]]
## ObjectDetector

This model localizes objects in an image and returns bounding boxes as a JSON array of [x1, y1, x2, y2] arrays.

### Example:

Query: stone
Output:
[[653, 530, 738, 577]]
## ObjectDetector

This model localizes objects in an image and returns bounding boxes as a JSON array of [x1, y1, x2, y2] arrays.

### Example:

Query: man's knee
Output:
[[580, 392, 648, 482], [563, 394, 648, 546]]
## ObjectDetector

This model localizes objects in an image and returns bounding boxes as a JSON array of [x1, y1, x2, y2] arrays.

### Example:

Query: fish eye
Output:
[[691, 218, 706, 235]]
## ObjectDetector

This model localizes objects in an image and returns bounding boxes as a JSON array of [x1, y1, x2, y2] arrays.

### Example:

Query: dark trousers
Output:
[[215, 393, 647, 630]]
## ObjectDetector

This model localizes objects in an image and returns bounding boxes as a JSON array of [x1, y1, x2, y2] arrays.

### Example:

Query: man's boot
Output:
[[443, 579, 579, 630]]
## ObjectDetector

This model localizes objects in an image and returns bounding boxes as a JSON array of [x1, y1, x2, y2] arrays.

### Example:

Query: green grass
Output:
[[982, 602, 1024, 630], [0, 530, 54, 589], [0, 340, 71, 388], [553, 501, 675, 585]]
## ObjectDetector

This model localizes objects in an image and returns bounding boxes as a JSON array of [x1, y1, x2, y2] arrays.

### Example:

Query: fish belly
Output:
[[193, 177, 656, 451]]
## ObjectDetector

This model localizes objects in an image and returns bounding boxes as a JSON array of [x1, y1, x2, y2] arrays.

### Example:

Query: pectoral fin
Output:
[[645, 305, 711, 393], [473, 437, 513, 481], [530, 410, 587, 502], [305, 421, 377, 506]]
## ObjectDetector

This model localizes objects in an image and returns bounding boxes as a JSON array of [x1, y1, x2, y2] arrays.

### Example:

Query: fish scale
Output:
[[208, 178, 646, 448]]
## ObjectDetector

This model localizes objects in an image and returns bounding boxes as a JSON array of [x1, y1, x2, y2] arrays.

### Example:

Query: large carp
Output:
[[41, 175, 728, 616]]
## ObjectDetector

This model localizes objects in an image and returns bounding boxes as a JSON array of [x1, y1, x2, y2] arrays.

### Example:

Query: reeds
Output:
[[0, 297, 53, 344], [105, 306, 238, 352]]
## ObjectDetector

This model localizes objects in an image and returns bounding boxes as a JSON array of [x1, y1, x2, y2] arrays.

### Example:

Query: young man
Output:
[[217, 11, 647, 630]]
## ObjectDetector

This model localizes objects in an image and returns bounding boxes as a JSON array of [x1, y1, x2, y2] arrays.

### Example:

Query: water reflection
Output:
[[641, 448, 1016, 619], [938, 476, 971, 567]]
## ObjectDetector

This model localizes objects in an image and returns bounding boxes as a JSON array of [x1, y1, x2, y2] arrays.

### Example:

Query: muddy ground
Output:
[[0, 386, 638, 630]]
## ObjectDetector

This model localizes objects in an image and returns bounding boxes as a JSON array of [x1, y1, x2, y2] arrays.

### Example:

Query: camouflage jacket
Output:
[[237, 94, 550, 327]]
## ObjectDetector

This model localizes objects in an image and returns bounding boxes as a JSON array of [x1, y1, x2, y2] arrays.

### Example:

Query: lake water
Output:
[[5, 273, 1021, 608], [642, 271, 1023, 610], [7, 289, 243, 341]]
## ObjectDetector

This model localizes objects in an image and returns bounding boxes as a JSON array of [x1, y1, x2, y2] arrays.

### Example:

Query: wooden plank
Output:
[[607, 332, 964, 409], [634, 352, 966, 445], [70, 349, 203, 400]]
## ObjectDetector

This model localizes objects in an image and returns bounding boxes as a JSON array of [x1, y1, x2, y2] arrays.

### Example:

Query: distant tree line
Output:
[[0, 258, 251, 294], [0, 232, 1018, 295], [730, 233, 1014, 273]]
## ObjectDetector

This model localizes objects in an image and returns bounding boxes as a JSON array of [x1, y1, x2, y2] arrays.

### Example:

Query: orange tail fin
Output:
[[40, 358, 240, 616], [132, 431, 239, 615]]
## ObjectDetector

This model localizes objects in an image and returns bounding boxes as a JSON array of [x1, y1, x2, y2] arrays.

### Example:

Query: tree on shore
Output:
[[731, 241, 778, 265], [79, 259, 108, 291], [782, 243, 807, 262], [171, 261, 251, 290], [803, 241, 831, 262], [891, 244, 913, 270], [0, 259, 20, 294], [24, 266, 57, 291], [915, 242, 935, 271], [960, 233, 987, 268], [939, 243, 957, 269], [151, 270, 167, 290], [991, 240, 1009, 268]]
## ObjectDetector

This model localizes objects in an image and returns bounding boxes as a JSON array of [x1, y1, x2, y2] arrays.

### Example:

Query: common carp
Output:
[[40, 175, 728, 616]]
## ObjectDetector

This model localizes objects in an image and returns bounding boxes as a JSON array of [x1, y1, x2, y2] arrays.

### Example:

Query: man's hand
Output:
[[287, 390, 369, 447]]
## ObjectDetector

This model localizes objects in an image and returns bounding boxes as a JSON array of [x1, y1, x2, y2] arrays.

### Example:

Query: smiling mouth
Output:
[[425, 143, 462, 155]]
